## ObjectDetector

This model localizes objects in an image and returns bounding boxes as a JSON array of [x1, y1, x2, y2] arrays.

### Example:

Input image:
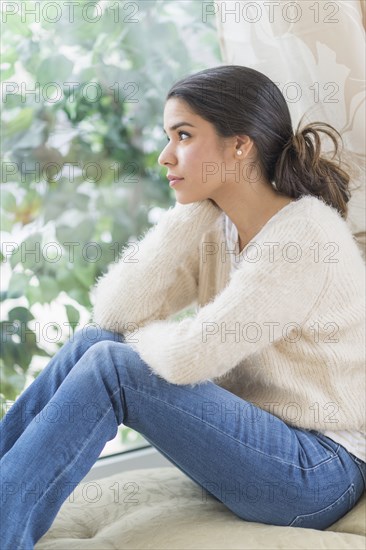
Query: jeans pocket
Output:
[[289, 483, 356, 530], [310, 430, 340, 457]]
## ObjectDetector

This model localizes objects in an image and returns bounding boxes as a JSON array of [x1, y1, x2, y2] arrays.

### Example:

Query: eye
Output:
[[166, 131, 191, 142]]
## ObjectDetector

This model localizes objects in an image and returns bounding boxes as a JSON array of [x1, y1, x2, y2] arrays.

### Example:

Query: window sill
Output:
[[82, 445, 175, 483]]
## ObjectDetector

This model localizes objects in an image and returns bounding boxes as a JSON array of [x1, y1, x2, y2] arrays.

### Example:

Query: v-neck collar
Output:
[[223, 196, 306, 263]]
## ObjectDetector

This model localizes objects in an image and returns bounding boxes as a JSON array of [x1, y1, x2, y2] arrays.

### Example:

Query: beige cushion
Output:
[[36, 467, 365, 549]]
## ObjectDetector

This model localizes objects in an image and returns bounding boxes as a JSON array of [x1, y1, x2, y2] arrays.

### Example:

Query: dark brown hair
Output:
[[166, 65, 351, 218]]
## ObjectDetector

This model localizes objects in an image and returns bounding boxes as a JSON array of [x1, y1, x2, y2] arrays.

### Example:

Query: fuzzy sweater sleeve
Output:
[[91, 199, 222, 333], [125, 216, 331, 385]]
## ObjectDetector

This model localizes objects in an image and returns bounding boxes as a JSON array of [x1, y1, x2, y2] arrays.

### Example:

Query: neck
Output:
[[209, 181, 294, 253]]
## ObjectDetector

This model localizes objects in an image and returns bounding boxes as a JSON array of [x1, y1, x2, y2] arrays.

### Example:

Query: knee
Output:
[[68, 326, 125, 349], [62, 325, 124, 362], [88, 339, 137, 361], [84, 340, 149, 376]]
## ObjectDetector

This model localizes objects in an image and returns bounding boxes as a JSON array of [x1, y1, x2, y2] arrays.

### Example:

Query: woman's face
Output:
[[158, 97, 237, 204]]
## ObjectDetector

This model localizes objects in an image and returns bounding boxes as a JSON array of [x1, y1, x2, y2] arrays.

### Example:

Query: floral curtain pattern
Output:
[[214, 0, 365, 258]]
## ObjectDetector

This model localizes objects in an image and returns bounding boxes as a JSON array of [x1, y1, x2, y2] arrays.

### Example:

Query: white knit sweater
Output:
[[226, 212, 366, 463], [91, 196, 366, 460]]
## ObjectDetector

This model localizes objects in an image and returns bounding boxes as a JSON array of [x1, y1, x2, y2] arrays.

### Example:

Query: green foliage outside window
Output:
[[0, 0, 220, 452]]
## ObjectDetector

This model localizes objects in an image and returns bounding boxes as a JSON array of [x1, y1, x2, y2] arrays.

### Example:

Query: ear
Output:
[[235, 135, 255, 158]]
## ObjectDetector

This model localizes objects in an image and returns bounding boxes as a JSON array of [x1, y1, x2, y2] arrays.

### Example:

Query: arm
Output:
[[126, 217, 331, 385], [91, 199, 222, 333]]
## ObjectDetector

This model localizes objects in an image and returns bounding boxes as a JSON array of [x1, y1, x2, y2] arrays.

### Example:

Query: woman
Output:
[[1, 65, 365, 548]]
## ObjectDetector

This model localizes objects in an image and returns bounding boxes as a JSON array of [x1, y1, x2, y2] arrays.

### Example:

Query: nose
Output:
[[158, 141, 176, 167]]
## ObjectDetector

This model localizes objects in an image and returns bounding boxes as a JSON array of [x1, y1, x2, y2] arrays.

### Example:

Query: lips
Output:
[[167, 174, 184, 187]]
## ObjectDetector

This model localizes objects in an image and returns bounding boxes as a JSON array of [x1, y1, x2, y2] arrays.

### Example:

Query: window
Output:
[[1, 0, 220, 459]]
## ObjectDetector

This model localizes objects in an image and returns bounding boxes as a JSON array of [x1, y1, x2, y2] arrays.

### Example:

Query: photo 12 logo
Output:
[[1, 2, 141, 25], [202, 1, 340, 25]]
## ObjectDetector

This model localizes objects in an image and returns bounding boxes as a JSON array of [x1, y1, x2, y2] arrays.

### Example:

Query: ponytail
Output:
[[275, 120, 351, 219]]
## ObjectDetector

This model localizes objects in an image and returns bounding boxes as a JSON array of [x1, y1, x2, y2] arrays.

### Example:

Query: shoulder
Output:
[[294, 196, 365, 263], [267, 195, 355, 243]]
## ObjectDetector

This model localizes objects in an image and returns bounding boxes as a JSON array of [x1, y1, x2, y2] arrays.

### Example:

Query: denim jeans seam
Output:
[[351, 458, 366, 490], [310, 431, 341, 455], [19, 397, 117, 548], [121, 383, 339, 471], [289, 482, 356, 527]]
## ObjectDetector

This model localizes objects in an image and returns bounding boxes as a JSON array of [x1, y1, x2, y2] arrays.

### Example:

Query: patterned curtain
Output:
[[214, 0, 365, 258]]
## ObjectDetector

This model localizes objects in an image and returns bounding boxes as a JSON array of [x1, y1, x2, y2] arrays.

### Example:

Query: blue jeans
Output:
[[1, 327, 365, 549]]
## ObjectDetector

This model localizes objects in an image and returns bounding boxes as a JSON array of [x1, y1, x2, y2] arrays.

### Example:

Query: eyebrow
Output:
[[163, 122, 196, 134]]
